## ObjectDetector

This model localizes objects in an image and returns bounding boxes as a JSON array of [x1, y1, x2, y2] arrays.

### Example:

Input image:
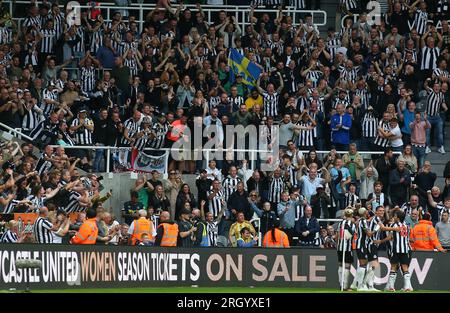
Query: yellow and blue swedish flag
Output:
[[228, 48, 262, 89]]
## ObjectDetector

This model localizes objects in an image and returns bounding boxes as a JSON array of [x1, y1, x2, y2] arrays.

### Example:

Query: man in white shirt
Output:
[[299, 168, 325, 204], [206, 159, 222, 182], [387, 118, 403, 152]]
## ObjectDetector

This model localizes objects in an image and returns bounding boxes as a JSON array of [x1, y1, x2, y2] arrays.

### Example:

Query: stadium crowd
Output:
[[0, 0, 448, 251]]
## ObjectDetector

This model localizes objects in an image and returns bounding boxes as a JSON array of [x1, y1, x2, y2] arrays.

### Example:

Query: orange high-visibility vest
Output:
[[158, 222, 179, 246], [131, 217, 154, 245], [70, 218, 98, 245], [410, 220, 444, 251], [262, 228, 290, 248]]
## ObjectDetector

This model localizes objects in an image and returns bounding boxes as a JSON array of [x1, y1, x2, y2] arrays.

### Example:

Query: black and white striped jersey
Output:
[[268, 176, 284, 203], [22, 16, 41, 31], [120, 117, 140, 146], [436, 203, 450, 221], [124, 57, 138, 77], [373, 120, 390, 147], [337, 219, 355, 252], [263, 92, 280, 117], [344, 192, 360, 208], [305, 70, 323, 88], [0, 230, 18, 243], [64, 191, 83, 213], [391, 221, 411, 253], [222, 176, 242, 202], [355, 218, 368, 250], [3, 199, 20, 214], [413, 10, 428, 35], [228, 96, 245, 111], [148, 123, 168, 149], [72, 26, 85, 53], [71, 118, 94, 145], [420, 46, 440, 70], [339, 65, 360, 83], [49, 12, 66, 38], [207, 188, 224, 219], [367, 216, 382, 246], [283, 164, 299, 188], [433, 68, 450, 81], [39, 28, 57, 54], [403, 48, 418, 63], [22, 105, 44, 132], [59, 131, 76, 146], [26, 195, 46, 212], [33, 217, 54, 243], [90, 30, 104, 55], [426, 90, 445, 116], [42, 88, 59, 116], [297, 121, 314, 147], [327, 37, 341, 61], [400, 202, 422, 215], [354, 88, 371, 109], [30, 119, 59, 142], [0, 27, 12, 45], [133, 128, 152, 152], [361, 111, 378, 138], [80, 66, 97, 93], [35, 153, 53, 176], [207, 221, 219, 247], [208, 96, 220, 110], [293, 197, 306, 222]]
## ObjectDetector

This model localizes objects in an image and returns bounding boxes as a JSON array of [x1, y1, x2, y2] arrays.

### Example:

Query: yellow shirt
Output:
[[245, 95, 263, 110], [229, 221, 256, 246]]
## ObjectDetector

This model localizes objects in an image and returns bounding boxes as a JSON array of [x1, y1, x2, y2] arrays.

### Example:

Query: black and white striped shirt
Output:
[[207, 188, 224, 219], [90, 30, 104, 55], [306, 71, 323, 88], [339, 65, 360, 83], [327, 37, 341, 61], [400, 202, 422, 216], [121, 117, 140, 146], [228, 96, 245, 111], [297, 121, 314, 147], [283, 165, 299, 188], [433, 68, 450, 81], [39, 28, 57, 54], [33, 216, 54, 244], [3, 199, 20, 214], [367, 216, 382, 246], [222, 176, 242, 201], [65, 191, 83, 213], [72, 26, 85, 53], [436, 203, 450, 221], [207, 221, 219, 247], [148, 123, 168, 150], [71, 118, 94, 145], [391, 221, 411, 253], [0, 27, 12, 45], [344, 192, 360, 208], [361, 112, 378, 138], [42, 88, 59, 117], [421, 46, 440, 70], [0, 230, 18, 243], [426, 90, 445, 116], [27, 195, 46, 212], [22, 105, 44, 132], [337, 219, 355, 252], [413, 10, 428, 35], [124, 57, 138, 76], [35, 153, 53, 176], [374, 120, 390, 147], [80, 66, 97, 93], [49, 12, 66, 38], [355, 88, 371, 109], [263, 92, 280, 117], [268, 177, 284, 203], [133, 128, 152, 151], [355, 218, 368, 250]]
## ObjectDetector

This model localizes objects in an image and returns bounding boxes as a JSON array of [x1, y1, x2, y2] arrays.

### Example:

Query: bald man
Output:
[[154, 211, 179, 246]]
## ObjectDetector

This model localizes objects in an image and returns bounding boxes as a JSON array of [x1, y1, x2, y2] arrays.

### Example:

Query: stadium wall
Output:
[[0, 244, 448, 291]]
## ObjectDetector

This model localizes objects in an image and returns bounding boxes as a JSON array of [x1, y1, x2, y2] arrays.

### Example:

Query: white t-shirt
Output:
[[390, 125, 403, 147]]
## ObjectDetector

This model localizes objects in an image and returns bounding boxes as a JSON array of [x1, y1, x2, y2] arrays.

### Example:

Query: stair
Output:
[[427, 121, 450, 187], [317, 0, 340, 36]]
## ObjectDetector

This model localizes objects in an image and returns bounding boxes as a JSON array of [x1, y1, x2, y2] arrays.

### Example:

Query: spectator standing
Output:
[[342, 143, 365, 185], [177, 208, 196, 248], [436, 211, 450, 249], [359, 162, 379, 206], [295, 206, 320, 246], [33, 206, 57, 244], [389, 160, 412, 207], [330, 158, 352, 212], [236, 227, 258, 248], [410, 111, 430, 168], [375, 148, 396, 194], [122, 190, 143, 225], [228, 212, 256, 247], [330, 103, 352, 151]]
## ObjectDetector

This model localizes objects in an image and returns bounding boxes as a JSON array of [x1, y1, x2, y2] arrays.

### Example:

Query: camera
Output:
[[97, 175, 104, 182]]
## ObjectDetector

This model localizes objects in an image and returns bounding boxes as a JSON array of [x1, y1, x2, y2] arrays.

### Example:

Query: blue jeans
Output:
[[412, 145, 426, 168], [93, 145, 105, 173], [426, 115, 444, 148]]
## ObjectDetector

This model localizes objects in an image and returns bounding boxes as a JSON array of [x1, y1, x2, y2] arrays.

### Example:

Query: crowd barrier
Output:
[[8, 1, 327, 35], [0, 244, 447, 290]]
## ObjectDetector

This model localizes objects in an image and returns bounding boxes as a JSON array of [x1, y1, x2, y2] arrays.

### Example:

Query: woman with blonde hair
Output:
[[397, 144, 418, 174]]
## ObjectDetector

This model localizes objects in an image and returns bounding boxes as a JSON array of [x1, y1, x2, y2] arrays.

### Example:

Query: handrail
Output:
[[7, 1, 327, 34], [0, 122, 33, 141]]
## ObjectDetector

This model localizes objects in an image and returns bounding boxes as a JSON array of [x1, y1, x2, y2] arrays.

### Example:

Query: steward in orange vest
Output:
[[129, 210, 155, 245], [154, 211, 179, 247], [410, 213, 446, 252], [262, 221, 290, 248], [70, 209, 99, 245]]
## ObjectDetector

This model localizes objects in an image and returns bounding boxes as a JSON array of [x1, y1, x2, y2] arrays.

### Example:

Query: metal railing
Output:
[[8, 1, 327, 34]]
